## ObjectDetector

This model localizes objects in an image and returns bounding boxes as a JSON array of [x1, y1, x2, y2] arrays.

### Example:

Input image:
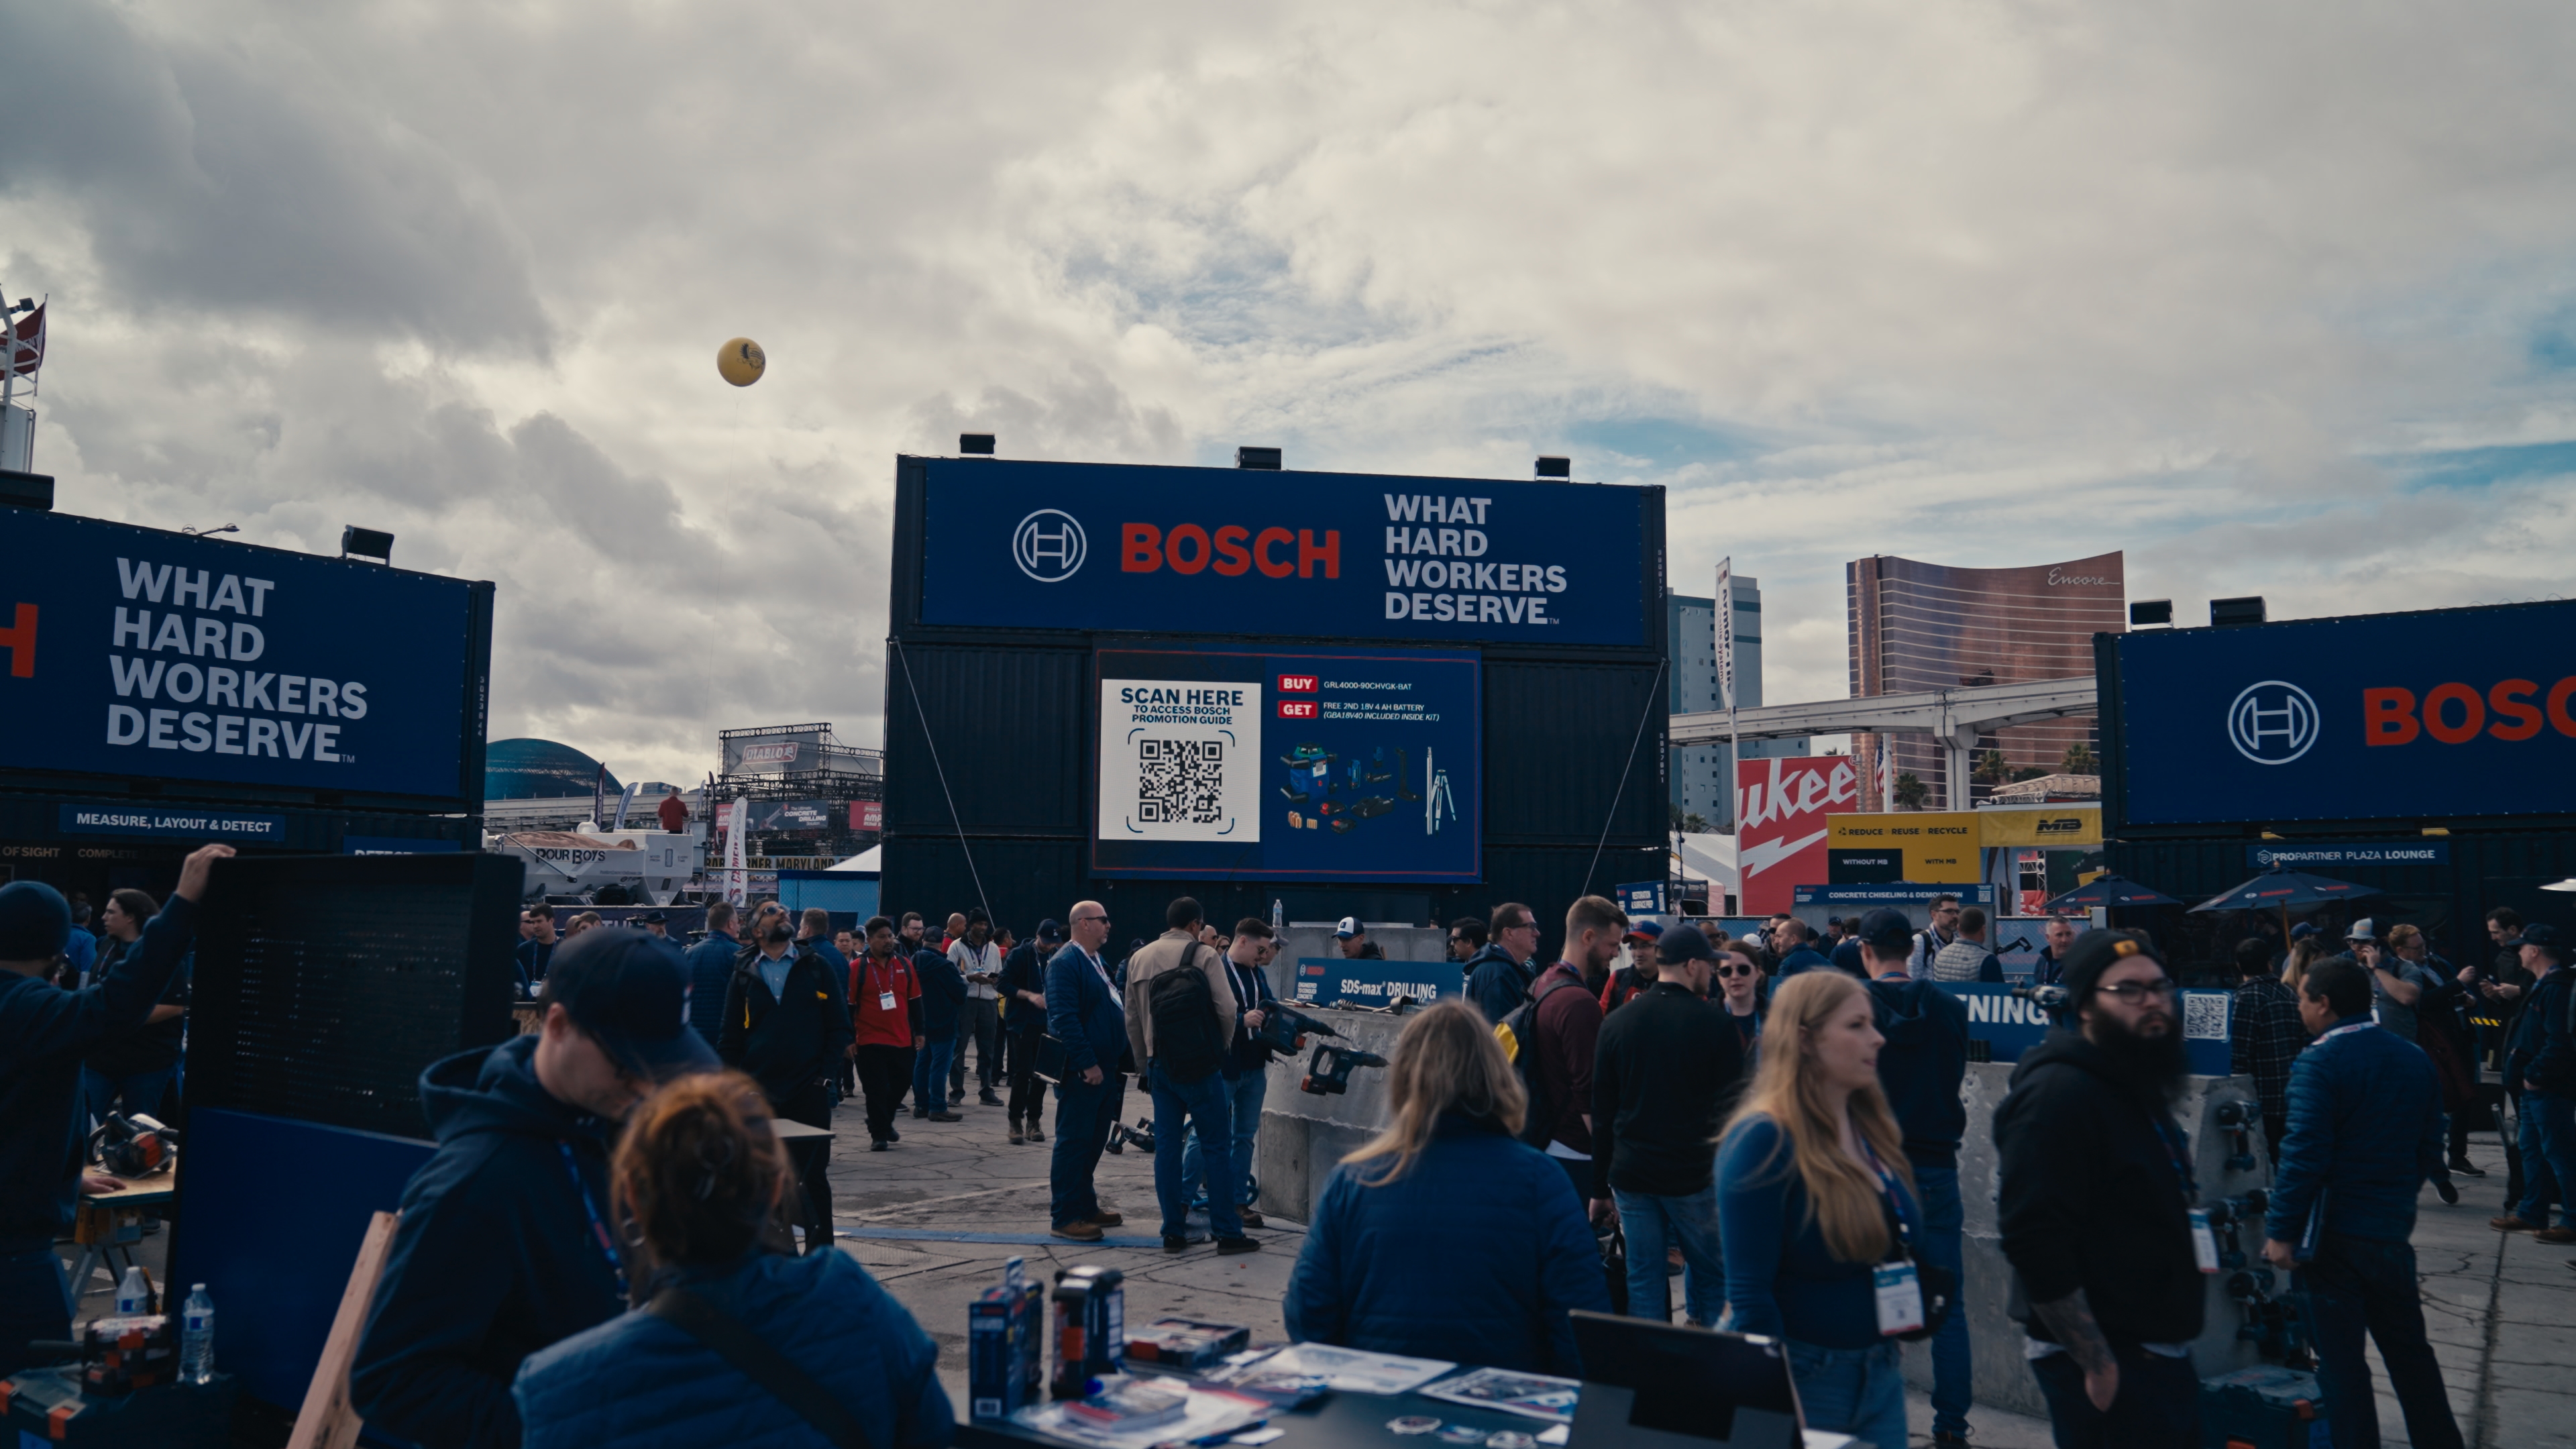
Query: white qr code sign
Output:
[[2181, 990, 2232, 1041], [1099, 678, 1263, 843]]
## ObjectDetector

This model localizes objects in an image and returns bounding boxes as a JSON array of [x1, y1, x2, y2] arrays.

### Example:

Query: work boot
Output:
[[979, 1089, 1004, 1106], [1215, 1236, 1262, 1255], [928, 1110, 963, 1123], [1085, 1210, 1124, 1228], [1009, 1122, 1025, 1146], [1238, 1210, 1265, 1229], [1163, 1235, 1191, 1254], [1025, 1122, 1045, 1142], [1052, 1221, 1104, 1242], [2492, 1214, 2544, 1232], [950, 1087, 965, 1105], [2536, 1226, 2576, 1244]]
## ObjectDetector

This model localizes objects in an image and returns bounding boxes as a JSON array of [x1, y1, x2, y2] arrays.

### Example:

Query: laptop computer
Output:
[[1566, 1311, 1809, 1449]]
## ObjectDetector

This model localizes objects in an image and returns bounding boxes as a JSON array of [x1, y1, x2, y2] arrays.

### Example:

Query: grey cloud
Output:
[[0, 1, 548, 352]]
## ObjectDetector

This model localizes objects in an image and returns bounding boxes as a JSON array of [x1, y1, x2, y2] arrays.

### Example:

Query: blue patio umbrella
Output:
[[2188, 863, 2383, 937], [2041, 873, 2182, 912]]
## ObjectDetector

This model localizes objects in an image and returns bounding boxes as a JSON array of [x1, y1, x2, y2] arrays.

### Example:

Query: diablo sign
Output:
[[2109, 598, 2576, 826], [1736, 756, 1860, 914]]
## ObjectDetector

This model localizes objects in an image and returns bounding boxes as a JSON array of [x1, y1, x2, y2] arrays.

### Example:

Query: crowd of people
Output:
[[0, 864, 2544, 1449]]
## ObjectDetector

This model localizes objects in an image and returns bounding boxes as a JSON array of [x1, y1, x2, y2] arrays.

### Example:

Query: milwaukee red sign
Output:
[[1736, 757, 1861, 914]]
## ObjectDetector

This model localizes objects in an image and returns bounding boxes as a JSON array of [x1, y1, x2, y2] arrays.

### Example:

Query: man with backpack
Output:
[[1503, 896, 1623, 1215], [1123, 898, 1259, 1256]]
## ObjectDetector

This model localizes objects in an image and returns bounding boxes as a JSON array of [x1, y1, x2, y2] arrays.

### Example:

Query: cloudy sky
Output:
[[10, 0, 2575, 789]]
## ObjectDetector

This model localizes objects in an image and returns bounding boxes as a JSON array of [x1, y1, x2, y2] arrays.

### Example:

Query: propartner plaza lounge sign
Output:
[[914, 458, 1654, 647]]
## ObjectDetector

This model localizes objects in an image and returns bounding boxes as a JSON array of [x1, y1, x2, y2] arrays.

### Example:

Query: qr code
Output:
[[2182, 992, 2229, 1041], [1136, 738, 1224, 824]]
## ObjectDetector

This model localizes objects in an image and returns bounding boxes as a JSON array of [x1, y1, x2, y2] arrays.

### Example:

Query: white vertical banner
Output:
[[722, 797, 749, 905], [1714, 558, 1736, 710]]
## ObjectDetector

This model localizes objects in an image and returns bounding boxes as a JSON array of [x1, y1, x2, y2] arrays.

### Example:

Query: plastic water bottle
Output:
[[180, 1284, 215, 1384], [1271, 899, 1284, 930], [115, 1265, 151, 1315]]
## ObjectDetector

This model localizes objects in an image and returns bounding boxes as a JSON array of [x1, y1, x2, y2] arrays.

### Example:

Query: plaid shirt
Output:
[[2232, 975, 2305, 1119]]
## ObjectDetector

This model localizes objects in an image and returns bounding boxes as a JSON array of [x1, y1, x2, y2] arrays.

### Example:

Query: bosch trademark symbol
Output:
[[1012, 510, 1087, 583]]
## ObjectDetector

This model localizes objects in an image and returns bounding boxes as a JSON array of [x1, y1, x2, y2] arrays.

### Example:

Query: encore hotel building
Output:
[[1846, 552, 2125, 810]]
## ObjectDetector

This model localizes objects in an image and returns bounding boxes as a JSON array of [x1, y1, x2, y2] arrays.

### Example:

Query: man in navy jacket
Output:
[[353, 930, 718, 1448], [1046, 900, 1127, 1242], [2263, 957, 2461, 1449], [0, 845, 227, 1377], [683, 900, 740, 1045]]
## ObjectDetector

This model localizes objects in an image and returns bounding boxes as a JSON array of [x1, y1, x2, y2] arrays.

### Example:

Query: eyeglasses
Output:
[[1072, 915, 1108, 926], [2094, 979, 2178, 1002]]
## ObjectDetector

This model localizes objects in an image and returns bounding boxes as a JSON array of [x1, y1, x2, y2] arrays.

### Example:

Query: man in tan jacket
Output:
[[1121, 897, 1258, 1255]]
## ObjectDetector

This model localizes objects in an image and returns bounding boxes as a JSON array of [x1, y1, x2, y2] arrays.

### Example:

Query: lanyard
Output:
[[1085, 950, 1119, 1002], [557, 1139, 628, 1300], [2148, 1116, 2199, 1205], [863, 955, 898, 1005], [2310, 1019, 2373, 1048], [1856, 1135, 1920, 1258]]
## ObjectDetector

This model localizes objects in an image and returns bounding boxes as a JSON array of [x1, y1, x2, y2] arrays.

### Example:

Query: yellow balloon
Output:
[[717, 337, 766, 387]]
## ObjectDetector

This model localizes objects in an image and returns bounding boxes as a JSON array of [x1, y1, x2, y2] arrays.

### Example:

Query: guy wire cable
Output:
[[889, 635, 993, 925], [1583, 657, 1668, 901]]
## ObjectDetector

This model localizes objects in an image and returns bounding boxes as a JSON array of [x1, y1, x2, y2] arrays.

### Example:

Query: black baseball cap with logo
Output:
[[541, 928, 720, 1081]]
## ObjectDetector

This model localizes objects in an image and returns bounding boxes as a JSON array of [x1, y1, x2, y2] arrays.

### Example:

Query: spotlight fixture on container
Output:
[[2129, 599, 2173, 629], [1534, 455, 1571, 480], [340, 525, 395, 564], [1235, 446, 1282, 471], [2209, 596, 2265, 628], [959, 433, 996, 456]]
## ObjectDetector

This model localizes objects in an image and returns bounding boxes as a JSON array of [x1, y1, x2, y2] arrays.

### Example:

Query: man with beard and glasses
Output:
[[1994, 930, 2206, 1447]]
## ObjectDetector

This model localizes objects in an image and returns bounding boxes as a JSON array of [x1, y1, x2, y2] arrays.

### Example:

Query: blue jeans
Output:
[[2297, 1234, 2463, 1449], [2031, 1344, 2199, 1448], [1914, 1163, 1972, 1439], [1785, 1339, 1906, 1449], [2518, 1089, 2576, 1228], [81, 1065, 176, 1128], [1050, 1074, 1125, 1229], [911, 1036, 956, 1112], [1148, 1061, 1241, 1239], [1611, 1184, 1723, 1326], [1180, 1069, 1267, 1210], [0, 1241, 74, 1379]]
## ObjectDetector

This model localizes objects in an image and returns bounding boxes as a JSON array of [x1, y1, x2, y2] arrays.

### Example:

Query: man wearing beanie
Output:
[[0, 843, 231, 1376], [352, 928, 718, 1448], [1994, 929, 2206, 1444]]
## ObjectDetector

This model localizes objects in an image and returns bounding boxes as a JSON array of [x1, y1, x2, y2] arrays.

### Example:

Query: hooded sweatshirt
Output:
[[1867, 977, 1969, 1169], [1993, 1029, 2205, 1348], [350, 1036, 628, 1449], [1464, 943, 1535, 1025]]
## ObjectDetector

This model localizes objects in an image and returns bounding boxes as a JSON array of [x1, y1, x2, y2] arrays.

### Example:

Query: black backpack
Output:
[[1495, 972, 1580, 1149], [1148, 946, 1226, 1084]]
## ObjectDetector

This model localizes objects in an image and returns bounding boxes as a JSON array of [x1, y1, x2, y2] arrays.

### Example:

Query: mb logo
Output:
[[2228, 680, 2318, 765], [1012, 510, 1087, 583]]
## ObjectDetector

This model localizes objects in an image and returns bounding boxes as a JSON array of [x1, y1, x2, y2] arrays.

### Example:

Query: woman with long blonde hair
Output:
[[1284, 1000, 1610, 1373], [2281, 934, 2328, 993], [1717, 971, 1919, 1449]]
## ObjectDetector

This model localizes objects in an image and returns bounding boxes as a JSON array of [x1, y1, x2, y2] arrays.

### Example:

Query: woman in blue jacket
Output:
[[515, 1071, 954, 1448], [1284, 1000, 1609, 1374], [1717, 971, 1917, 1449]]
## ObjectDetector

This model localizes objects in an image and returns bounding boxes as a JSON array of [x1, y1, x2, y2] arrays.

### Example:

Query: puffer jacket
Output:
[[1463, 943, 1536, 1024], [1285, 1112, 1609, 1374], [514, 1248, 953, 1449], [2264, 1015, 2445, 1244]]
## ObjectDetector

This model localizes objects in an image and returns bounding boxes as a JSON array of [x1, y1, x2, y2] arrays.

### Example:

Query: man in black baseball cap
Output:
[[1000, 918, 1066, 1143], [352, 928, 716, 1448]]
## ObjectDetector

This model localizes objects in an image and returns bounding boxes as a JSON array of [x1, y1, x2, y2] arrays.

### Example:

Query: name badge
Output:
[[2190, 1210, 2220, 1273], [1874, 1263, 1926, 1336], [879, 990, 900, 1012]]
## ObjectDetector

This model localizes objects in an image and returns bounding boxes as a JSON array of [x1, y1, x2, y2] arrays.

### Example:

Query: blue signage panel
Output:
[[1290, 957, 1465, 1008], [1939, 981, 2232, 1073], [2113, 600, 2576, 826], [1092, 643, 1480, 882], [61, 802, 289, 842], [0, 510, 485, 800], [1616, 880, 1667, 916], [918, 458, 1650, 647], [1793, 883, 1994, 906]]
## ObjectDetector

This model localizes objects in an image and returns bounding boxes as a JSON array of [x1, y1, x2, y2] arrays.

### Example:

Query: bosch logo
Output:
[[1012, 510, 1087, 583], [2228, 680, 2318, 765]]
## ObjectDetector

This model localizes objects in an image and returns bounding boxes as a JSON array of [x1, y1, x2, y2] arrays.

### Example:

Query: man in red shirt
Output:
[[849, 916, 924, 1150], [1530, 895, 1625, 1220]]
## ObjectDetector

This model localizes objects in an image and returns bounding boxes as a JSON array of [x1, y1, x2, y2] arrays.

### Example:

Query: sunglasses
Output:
[[1717, 964, 1755, 978]]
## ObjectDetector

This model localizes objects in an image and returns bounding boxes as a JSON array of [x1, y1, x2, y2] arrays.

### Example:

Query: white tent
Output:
[[1673, 831, 1737, 895], [827, 845, 881, 875]]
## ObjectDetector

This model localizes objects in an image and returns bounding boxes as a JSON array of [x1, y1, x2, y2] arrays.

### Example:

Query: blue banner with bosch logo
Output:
[[2110, 599, 2576, 826], [0, 508, 487, 802], [1092, 643, 1480, 882], [917, 458, 1650, 646]]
